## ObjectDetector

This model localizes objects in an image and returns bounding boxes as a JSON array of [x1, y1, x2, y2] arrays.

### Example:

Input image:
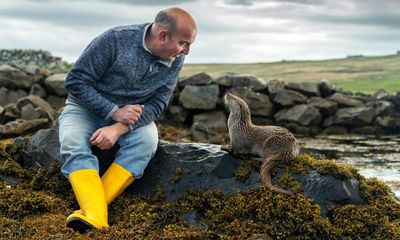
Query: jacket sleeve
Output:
[[64, 30, 119, 119], [128, 57, 184, 131]]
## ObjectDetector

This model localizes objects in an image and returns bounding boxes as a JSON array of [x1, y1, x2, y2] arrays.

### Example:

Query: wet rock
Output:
[[273, 89, 308, 107], [287, 82, 320, 97], [178, 72, 215, 87], [285, 170, 364, 217], [20, 128, 61, 167], [216, 72, 267, 91], [22, 128, 367, 217], [179, 85, 219, 110]]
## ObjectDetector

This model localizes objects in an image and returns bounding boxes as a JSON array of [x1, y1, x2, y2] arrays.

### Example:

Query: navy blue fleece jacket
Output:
[[64, 23, 184, 131]]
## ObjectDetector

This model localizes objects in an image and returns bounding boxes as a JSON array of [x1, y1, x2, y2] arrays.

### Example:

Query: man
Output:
[[58, 7, 197, 232]]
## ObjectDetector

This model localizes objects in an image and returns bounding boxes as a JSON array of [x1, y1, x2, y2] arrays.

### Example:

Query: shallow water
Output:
[[299, 135, 400, 196]]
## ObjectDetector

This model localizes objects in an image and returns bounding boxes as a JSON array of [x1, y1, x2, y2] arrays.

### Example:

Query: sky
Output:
[[1, 0, 399, 64]]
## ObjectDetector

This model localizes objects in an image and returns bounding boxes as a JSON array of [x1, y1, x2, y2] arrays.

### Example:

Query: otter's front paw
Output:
[[221, 145, 232, 152]]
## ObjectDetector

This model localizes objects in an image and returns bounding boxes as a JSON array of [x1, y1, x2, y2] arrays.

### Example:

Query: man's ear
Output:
[[159, 30, 168, 44]]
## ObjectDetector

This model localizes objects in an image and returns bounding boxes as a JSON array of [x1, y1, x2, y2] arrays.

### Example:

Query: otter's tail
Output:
[[260, 155, 291, 195]]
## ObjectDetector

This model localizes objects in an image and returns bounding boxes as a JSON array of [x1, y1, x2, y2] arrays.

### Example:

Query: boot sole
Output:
[[67, 217, 94, 233]]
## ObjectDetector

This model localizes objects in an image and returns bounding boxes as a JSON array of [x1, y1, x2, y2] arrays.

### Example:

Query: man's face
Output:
[[160, 30, 196, 62]]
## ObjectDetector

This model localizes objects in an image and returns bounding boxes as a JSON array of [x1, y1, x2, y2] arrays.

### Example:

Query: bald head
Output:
[[147, 7, 196, 61], [154, 7, 197, 36]]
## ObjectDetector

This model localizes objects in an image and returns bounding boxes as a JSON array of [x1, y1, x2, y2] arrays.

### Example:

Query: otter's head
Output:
[[224, 93, 251, 116]]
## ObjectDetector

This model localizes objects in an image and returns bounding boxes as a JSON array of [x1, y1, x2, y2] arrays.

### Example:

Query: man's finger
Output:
[[90, 129, 101, 141]]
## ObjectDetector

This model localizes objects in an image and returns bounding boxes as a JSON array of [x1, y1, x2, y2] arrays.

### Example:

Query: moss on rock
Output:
[[1, 132, 400, 239]]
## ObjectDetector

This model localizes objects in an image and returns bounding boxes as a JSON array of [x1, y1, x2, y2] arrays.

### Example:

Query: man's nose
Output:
[[182, 45, 190, 55]]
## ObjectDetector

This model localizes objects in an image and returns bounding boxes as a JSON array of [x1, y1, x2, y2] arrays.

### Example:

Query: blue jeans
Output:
[[58, 102, 158, 179]]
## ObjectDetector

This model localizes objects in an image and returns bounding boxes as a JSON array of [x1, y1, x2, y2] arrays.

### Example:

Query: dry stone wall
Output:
[[171, 72, 400, 140], [0, 50, 399, 139]]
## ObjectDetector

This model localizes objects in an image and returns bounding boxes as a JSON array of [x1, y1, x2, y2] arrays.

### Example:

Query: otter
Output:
[[222, 93, 300, 195]]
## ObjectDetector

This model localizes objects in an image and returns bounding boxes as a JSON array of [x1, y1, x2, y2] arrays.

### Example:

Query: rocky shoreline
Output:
[[0, 50, 400, 239]]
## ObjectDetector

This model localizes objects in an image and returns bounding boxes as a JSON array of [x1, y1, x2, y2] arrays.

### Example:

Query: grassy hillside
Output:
[[181, 54, 400, 94]]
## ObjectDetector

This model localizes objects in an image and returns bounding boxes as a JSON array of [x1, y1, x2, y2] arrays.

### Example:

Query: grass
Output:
[[332, 76, 400, 94], [181, 54, 400, 94]]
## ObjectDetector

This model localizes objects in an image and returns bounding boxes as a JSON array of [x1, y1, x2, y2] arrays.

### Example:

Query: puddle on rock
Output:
[[299, 135, 400, 196]]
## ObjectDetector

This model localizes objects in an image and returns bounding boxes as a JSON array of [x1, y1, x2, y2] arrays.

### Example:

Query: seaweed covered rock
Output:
[[1, 129, 400, 239], [19, 128, 366, 217]]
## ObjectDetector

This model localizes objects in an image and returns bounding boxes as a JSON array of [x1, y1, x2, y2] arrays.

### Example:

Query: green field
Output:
[[181, 54, 400, 94]]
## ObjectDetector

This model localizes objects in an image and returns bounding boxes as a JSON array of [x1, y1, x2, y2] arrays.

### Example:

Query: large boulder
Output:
[[16, 95, 57, 122], [307, 97, 338, 117], [376, 116, 400, 131], [0, 64, 35, 90], [274, 104, 322, 126], [20, 128, 365, 217], [179, 85, 219, 110], [178, 72, 215, 87], [0, 87, 28, 106], [275, 169, 364, 217], [43, 73, 68, 97], [0, 118, 49, 139], [319, 79, 337, 98], [329, 93, 364, 108], [273, 89, 308, 107], [216, 72, 267, 91], [366, 100, 395, 117], [192, 110, 227, 131], [333, 107, 375, 127], [228, 88, 274, 117], [267, 78, 285, 95], [287, 82, 320, 97]]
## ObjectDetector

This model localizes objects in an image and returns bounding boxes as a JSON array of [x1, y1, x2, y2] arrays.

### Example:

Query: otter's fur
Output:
[[223, 93, 300, 195]]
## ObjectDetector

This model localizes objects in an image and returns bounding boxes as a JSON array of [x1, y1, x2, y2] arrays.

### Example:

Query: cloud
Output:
[[0, 0, 399, 63]]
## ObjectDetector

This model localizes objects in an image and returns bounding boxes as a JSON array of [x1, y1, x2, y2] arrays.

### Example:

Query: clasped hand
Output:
[[112, 104, 144, 125], [90, 104, 143, 150]]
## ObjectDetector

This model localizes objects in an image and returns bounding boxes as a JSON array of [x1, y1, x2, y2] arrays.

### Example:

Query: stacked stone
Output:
[[0, 51, 68, 138], [170, 72, 400, 140], [0, 49, 70, 71], [0, 49, 399, 139]]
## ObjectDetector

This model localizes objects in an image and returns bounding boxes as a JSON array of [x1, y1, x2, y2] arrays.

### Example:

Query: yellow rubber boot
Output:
[[73, 163, 134, 215], [66, 169, 108, 233], [101, 163, 135, 204]]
